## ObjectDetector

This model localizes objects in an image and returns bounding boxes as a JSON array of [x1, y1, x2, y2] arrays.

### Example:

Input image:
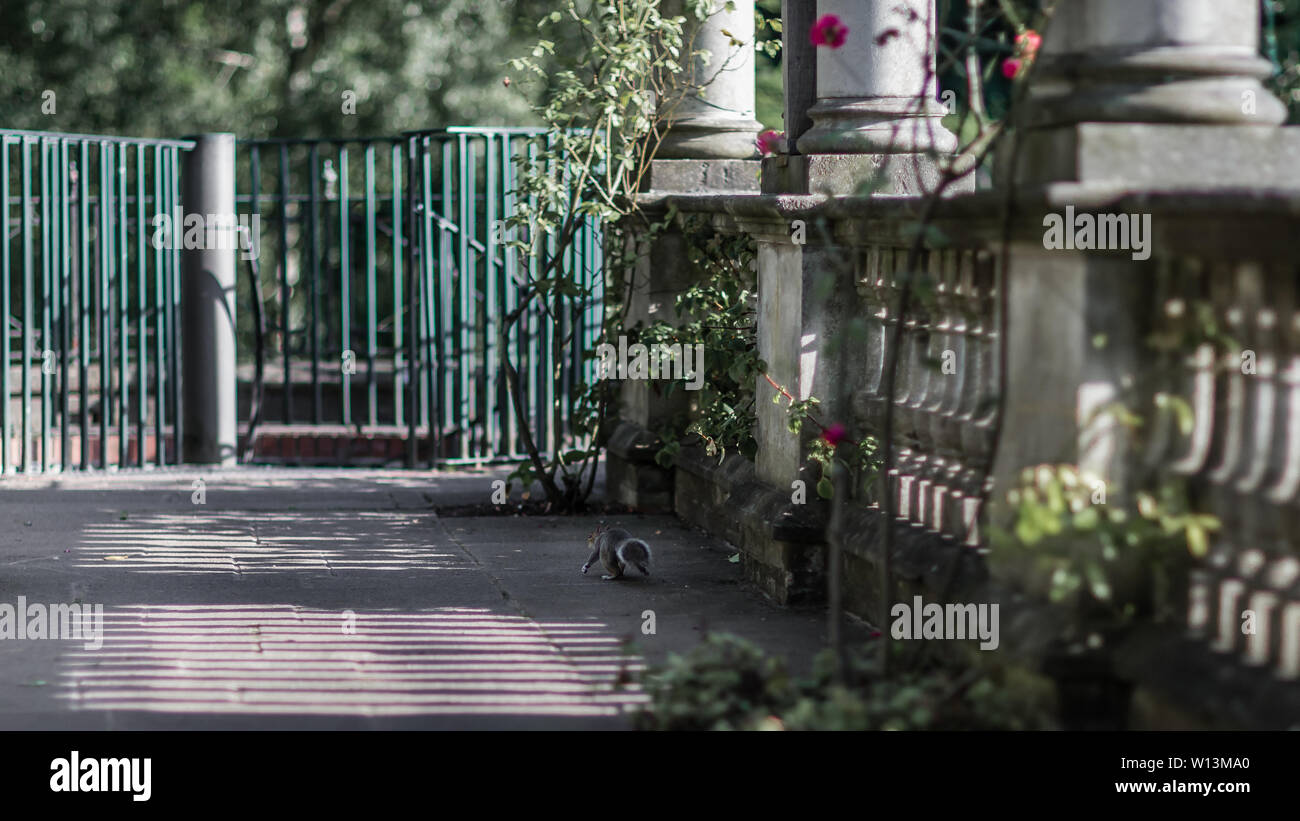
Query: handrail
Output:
[[0, 129, 196, 149]]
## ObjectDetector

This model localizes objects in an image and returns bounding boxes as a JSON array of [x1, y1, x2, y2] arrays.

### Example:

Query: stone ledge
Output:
[[639, 183, 1300, 240]]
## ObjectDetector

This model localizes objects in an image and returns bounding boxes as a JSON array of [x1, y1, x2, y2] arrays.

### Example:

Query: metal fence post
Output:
[[181, 133, 237, 465]]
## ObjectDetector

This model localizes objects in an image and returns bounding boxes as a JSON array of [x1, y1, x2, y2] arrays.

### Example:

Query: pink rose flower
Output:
[[822, 422, 847, 447], [810, 14, 848, 49], [1016, 30, 1042, 56], [755, 129, 783, 156], [1001, 57, 1023, 79]]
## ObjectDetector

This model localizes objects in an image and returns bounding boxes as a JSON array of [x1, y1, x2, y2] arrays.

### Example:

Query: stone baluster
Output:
[[894, 258, 930, 526], [853, 244, 892, 507], [854, 246, 899, 433], [1244, 557, 1300, 669], [1212, 549, 1267, 655], [927, 250, 966, 537], [905, 251, 947, 531], [958, 251, 998, 548], [1138, 260, 1186, 470], [1279, 575, 1300, 679], [1198, 266, 1258, 658], [1188, 542, 1233, 641], [882, 249, 912, 520], [1265, 354, 1300, 509], [936, 251, 975, 541]]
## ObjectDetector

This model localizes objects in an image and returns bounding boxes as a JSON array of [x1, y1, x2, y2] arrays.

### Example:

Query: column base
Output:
[[795, 97, 958, 156], [1004, 123, 1300, 188], [643, 158, 760, 193], [657, 119, 765, 161]]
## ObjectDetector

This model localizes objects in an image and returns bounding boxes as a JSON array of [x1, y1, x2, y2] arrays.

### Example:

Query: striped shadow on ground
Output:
[[57, 605, 646, 717]]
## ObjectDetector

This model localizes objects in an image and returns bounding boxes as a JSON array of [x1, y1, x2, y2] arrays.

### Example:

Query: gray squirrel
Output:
[[581, 524, 651, 580]]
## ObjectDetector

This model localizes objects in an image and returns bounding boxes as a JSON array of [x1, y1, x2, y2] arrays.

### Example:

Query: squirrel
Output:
[[581, 524, 651, 580]]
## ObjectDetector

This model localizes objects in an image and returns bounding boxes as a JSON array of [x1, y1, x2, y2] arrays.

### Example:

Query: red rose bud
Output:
[[1016, 30, 1042, 56], [1002, 57, 1023, 79], [822, 423, 847, 447]]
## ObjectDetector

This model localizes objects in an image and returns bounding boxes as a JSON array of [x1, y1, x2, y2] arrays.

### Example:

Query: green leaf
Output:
[[1155, 392, 1196, 437], [1014, 513, 1042, 546], [816, 477, 834, 499], [1072, 505, 1100, 531], [1084, 562, 1112, 601]]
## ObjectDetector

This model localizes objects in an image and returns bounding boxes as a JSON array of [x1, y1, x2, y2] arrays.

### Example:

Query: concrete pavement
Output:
[[0, 466, 864, 729]]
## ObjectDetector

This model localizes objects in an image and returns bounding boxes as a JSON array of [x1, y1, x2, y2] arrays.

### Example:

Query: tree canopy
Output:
[[0, 0, 560, 138]]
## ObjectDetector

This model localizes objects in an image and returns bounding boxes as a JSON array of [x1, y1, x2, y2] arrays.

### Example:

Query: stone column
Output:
[[766, 0, 960, 194], [658, 0, 765, 159], [799, 0, 954, 154], [1013, 0, 1300, 187]]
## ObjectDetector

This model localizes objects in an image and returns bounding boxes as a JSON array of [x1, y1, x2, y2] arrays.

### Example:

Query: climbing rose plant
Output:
[[500, 0, 720, 512]]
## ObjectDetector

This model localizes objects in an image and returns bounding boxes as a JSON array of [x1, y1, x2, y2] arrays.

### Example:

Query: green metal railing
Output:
[[1, 125, 602, 472], [237, 136, 405, 429], [406, 128, 604, 466], [237, 128, 604, 467], [1, 130, 190, 474]]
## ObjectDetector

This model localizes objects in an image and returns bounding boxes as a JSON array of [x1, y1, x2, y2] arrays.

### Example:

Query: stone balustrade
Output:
[[851, 243, 999, 549], [605, 0, 1300, 725], [1142, 245, 1300, 683], [614, 187, 1300, 722]]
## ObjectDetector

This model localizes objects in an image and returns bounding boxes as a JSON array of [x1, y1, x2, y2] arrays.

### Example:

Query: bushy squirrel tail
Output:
[[617, 539, 651, 576]]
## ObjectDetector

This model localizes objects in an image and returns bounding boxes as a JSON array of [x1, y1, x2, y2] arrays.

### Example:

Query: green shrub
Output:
[[637, 634, 1057, 731], [636, 634, 792, 731]]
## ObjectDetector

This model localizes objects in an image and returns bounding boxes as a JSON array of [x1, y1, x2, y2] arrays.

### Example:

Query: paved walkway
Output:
[[0, 467, 859, 729]]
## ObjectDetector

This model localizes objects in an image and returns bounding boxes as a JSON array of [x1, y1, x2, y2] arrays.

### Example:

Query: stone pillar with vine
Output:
[[605, 0, 764, 511]]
